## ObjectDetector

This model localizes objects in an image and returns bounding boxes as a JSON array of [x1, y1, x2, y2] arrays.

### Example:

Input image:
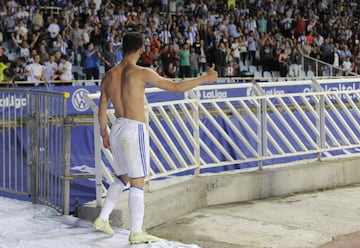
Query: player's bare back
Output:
[[102, 63, 147, 123]]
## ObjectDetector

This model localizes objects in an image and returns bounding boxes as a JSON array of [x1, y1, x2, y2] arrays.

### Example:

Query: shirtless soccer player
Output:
[[93, 32, 218, 244]]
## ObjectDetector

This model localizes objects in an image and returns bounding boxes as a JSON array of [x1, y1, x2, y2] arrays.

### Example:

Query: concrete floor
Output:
[[149, 185, 360, 248]]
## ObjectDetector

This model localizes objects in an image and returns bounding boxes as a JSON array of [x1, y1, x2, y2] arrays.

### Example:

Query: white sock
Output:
[[99, 178, 126, 220], [128, 187, 144, 233]]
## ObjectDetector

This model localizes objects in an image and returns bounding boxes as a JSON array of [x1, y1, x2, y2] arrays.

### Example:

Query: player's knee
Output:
[[130, 177, 145, 188], [115, 175, 128, 186]]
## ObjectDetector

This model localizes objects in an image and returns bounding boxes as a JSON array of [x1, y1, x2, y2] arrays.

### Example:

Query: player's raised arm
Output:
[[141, 63, 218, 93]]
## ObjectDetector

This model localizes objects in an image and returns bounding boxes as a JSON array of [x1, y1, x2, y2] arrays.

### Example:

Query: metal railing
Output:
[[0, 89, 70, 214], [84, 77, 360, 208], [301, 54, 359, 78]]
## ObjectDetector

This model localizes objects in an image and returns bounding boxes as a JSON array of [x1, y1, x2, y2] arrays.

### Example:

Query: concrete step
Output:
[[79, 157, 360, 230]]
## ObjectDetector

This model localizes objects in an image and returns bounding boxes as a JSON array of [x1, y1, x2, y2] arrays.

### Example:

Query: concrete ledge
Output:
[[79, 157, 360, 229]]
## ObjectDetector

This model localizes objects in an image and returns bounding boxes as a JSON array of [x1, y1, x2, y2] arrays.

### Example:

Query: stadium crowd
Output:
[[0, 0, 359, 85]]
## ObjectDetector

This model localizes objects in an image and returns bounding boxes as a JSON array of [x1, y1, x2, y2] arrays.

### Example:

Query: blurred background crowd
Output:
[[0, 0, 359, 85]]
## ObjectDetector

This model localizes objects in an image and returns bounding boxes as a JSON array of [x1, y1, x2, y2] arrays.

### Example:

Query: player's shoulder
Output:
[[126, 64, 154, 76]]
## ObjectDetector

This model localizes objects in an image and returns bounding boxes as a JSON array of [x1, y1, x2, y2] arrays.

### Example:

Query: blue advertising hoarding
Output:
[[1, 79, 359, 116]]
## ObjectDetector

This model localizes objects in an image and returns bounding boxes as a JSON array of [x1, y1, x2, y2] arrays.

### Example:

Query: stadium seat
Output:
[[7, 52, 18, 62], [263, 71, 273, 80], [2, 41, 12, 51], [272, 71, 281, 79], [249, 65, 258, 73], [76, 53, 82, 65], [99, 65, 105, 78], [254, 71, 262, 79], [306, 70, 315, 78], [299, 70, 306, 79], [72, 66, 85, 80]]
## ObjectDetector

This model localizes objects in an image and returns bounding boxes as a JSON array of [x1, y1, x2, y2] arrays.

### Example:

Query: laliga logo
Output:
[[185, 89, 227, 99], [72, 88, 90, 112]]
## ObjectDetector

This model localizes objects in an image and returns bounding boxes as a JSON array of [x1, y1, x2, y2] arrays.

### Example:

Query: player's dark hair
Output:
[[122, 32, 143, 57]]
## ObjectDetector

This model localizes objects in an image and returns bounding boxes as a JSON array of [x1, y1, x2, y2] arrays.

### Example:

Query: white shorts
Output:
[[109, 118, 149, 178]]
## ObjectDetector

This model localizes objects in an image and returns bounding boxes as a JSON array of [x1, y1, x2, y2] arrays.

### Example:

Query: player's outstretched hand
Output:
[[206, 63, 218, 83]]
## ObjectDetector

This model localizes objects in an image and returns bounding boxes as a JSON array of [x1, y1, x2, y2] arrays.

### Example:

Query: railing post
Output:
[[26, 92, 32, 196], [31, 94, 39, 205], [252, 82, 266, 170], [93, 109, 103, 208], [63, 113, 72, 215], [144, 97, 150, 190], [311, 79, 325, 161], [185, 90, 201, 176], [193, 94, 200, 176]]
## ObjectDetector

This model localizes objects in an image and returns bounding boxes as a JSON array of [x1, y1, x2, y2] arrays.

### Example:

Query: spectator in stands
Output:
[[261, 35, 275, 71], [355, 50, 360, 74], [44, 54, 58, 83], [113, 35, 123, 63], [54, 50, 62, 66], [289, 48, 302, 77], [90, 24, 103, 49], [81, 23, 91, 46], [330, 46, 341, 68], [190, 47, 199, 77], [295, 15, 306, 36], [53, 34, 69, 55], [225, 41, 233, 66], [0, 46, 9, 64], [225, 61, 235, 77], [52, 54, 73, 83], [15, 40, 31, 63], [341, 56, 354, 76], [246, 31, 257, 65], [32, 7, 44, 33], [167, 43, 178, 68], [141, 45, 153, 67], [150, 59, 159, 72], [159, 44, 170, 74], [7, 0, 17, 14], [238, 35, 248, 66], [28, 32, 42, 52], [13, 57, 27, 82], [150, 33, 161, 52], [165, 61, 176, 78], [339, 44, 353, 62], [11, 20, 28, 46], [152, 46, 161, 63], [184, 26, 196, 47], [159, 23, 171, 45], [156, 64, 166, 77], [198, 39, 207, 75], [70, 20, 84, 65], [320, 37, 333, 63], [103, 40, 116, 72], [0, 5, 7, 21], [278, 49, 290, 77], [214, 42, 226, 77], [179, 42, 191, 78], [257, 12, 268, 34], [231, 37, 241, 66], [39, 44, 50, 65], [4, 10, 16, 40], [47, 17, 61, 43], [83, 42, 101, 82], [26, 54, 45, 85]]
